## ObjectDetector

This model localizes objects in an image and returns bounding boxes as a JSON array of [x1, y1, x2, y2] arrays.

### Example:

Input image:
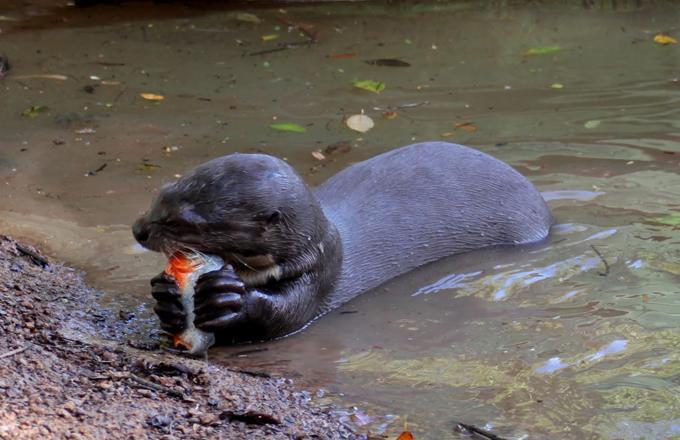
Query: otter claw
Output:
[[195, 312, 241, 333]]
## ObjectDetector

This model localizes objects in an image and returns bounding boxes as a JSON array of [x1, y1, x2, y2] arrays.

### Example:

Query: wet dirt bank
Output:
[[0, 235, 358, 440]]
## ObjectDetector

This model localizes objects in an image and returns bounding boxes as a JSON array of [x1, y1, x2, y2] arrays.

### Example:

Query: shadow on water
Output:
[[1, 0, 679, 438]]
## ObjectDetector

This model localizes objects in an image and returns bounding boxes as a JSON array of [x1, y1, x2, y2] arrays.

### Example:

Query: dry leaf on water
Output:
[[346, 114, 374, 133], [454, 121, 478, 133], [524, 45, 561, 55], [396, 432, 414, 440], [653, 34, 678, 45], [311, 150, 326, 161], [140, 93, 165, 101]]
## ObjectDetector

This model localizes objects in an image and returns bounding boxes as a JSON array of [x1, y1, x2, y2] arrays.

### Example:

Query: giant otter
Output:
[[132, 142, 552, 343]]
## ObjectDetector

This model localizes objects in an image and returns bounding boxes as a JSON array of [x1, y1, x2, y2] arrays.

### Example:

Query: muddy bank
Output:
[[0, 235, 358, 440]]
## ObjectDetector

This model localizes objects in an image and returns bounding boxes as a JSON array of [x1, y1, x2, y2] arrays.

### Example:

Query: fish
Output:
[[164, 252, 223, 356]]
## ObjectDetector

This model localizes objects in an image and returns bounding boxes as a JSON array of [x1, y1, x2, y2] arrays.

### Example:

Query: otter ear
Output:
[[266, 210, 281, 225], [179, 204, 207, 224], [255, 210, 280, 229]]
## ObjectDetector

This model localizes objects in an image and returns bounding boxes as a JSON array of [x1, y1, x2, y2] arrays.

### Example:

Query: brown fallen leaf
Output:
[[383, 111, 397, 120], [311, 150, 326, 161], [324, 140, 351, 155], [396, 432, 414, 440], [454, 121, 478, 133]]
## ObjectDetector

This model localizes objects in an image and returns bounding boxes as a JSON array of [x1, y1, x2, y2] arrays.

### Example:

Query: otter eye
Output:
[[267, 210, 281, 224]]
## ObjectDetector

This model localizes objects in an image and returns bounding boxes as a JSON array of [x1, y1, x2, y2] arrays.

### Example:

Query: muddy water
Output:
[[1, 1, 679, 438]]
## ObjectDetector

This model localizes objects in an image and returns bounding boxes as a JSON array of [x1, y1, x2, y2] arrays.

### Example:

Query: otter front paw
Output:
[[193, 266, 247, 332], [150, 271, 186, 334]]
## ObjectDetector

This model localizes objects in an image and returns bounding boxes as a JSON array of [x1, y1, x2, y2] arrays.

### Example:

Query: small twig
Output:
[[15, 244, 49, 268], [247, 40, 312, 57], [454, 422, 508, 440], [0, 346, 27, 359], [128, 373, 184, 398], [590, 245, 610, 276]]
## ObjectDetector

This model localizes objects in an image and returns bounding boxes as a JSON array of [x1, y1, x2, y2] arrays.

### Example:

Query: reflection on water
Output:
[[1, 1, 679, 439]]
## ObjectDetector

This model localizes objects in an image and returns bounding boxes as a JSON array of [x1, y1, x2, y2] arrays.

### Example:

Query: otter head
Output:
[[132, 153, 329, 285]]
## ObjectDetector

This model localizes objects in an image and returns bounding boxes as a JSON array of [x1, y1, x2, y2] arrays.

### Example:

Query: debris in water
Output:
[[383, 111, 397, 119], [346, 114, 374, 133], [550, 83, 564, 89], [75, 127, 96, 134], [85, 163, 107, 177], [311, 150, 326, 161], [270, 123, 307, 133], [140, 93, 165, 101], [524, 45, 561, 55], [261, 34, 279, 42], [353, 79, 385, 93], [235, 12, 261, 24], [654, 212, 680, 226], [584, 120, 601, 129], [454, 422, 508, 440], [454, 121, 478, 133], [13, 74, 68, 81], [324, 140, 351, 156], [365, 58, 410, 67], [653, 33, 677, 45], [137, 163, 161, 172], [21, 105, 48, 117], [0, 56, 10, 79], [396, 432, 415, 440]]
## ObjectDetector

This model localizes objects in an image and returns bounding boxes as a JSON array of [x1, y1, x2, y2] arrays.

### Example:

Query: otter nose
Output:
[[132, 219, 150, 244]]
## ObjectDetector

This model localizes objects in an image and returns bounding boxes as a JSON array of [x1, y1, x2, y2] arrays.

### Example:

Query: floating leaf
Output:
[[137, 163, 161, 172], [270, 123, 306, 133], [140, 93, 165, 101], [353, 80, 385, 94], [261, 34, 279, 42], [365, 58, 411, 67], [14, 74, 68, 81], [346, 114, 374, 133], [21, 105, 48, 117], [654, 213, 680, 226], [525, 45, 561, 56], [383, 111, 397, 120], [311, 150, 326, 161], [584, 120, 601, 129], [396, 432, 414, 440], [454, 121, 478, 133], [653, 34, 678, 45], [75, 128, 96, 134], [235, 12, 261, 24], [550, 83, 564, 89]]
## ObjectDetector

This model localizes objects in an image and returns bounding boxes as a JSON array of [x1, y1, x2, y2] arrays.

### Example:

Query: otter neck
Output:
[[235, 220, 342, 291]]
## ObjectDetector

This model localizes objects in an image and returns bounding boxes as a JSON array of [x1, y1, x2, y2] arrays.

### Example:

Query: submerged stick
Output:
[[454, 422, 508, 440], [128, 373, 184, 398], [590, 245, 610, 276]]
